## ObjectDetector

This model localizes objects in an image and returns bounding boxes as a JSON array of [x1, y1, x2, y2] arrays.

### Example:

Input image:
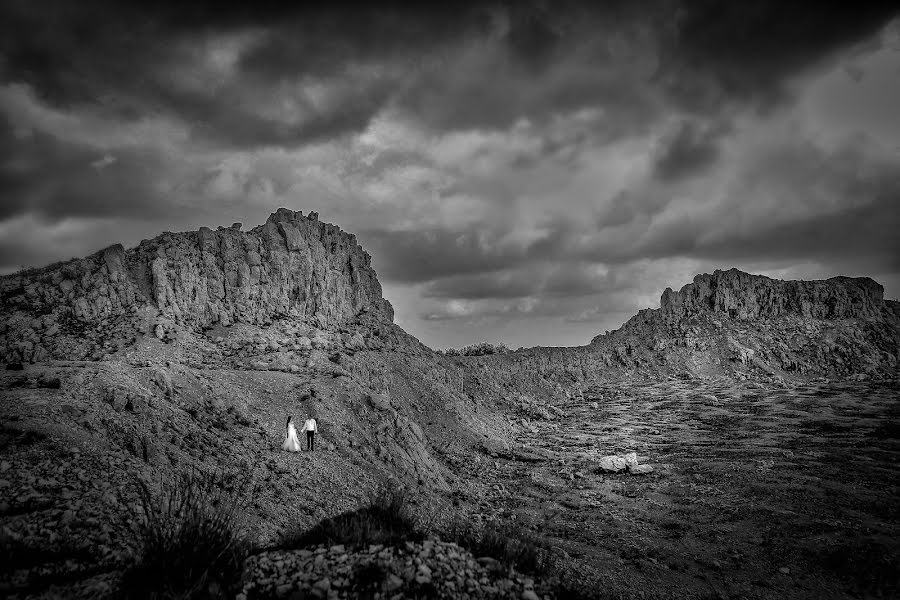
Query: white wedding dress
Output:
[[283, 423, 302, 452]]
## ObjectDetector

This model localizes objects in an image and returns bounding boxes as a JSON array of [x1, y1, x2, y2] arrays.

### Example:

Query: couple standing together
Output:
[[283, 415, 317, 452]]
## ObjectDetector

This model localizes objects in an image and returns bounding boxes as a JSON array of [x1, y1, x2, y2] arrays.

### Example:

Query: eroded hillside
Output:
[[1, 210, 898, 599]]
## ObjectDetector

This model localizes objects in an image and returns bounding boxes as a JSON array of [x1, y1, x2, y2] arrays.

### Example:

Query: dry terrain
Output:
[[457, 377, 900, 599], [2, 211, 898, 599]]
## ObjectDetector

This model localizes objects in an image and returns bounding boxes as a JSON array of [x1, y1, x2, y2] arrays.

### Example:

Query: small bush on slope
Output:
[[120, 469, 257, 600], [278, 486, 424, 550]]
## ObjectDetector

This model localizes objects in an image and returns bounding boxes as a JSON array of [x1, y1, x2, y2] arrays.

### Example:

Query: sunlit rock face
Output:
[[0, 208, 393, 363]]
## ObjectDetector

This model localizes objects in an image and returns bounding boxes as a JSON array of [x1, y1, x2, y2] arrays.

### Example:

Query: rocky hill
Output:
[[2, 211, 899, 600], [598, 268, 900, 377], [451, 269, 900, 416], [658, 268, 888, 322], [0, 208, 393, 365]]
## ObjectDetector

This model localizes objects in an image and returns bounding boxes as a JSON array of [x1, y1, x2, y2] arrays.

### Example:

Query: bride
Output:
[[283, 416, 302, 452]]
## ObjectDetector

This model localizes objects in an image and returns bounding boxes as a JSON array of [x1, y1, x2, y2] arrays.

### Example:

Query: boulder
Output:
[[597, 455, 627, 473], [368, 393, 391, 411]]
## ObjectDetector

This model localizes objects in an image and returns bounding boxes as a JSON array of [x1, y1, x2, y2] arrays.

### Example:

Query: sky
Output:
[[1, 0, 899, 349]]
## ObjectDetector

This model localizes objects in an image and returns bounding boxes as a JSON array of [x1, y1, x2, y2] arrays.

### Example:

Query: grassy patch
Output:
[[119, 469, 257, 600]]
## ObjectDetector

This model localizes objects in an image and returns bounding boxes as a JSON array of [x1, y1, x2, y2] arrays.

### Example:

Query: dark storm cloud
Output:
[[666, 0, 900, 110], [603, 143, 900, 269], [0, 120, 173, 222], [688, 181, 900, 270], [0, 1, 468, 149], [651, 119, 729, 182], [2, 0, 896, 150], [1, 0, 898, 346], [700, 197, 900, 270]]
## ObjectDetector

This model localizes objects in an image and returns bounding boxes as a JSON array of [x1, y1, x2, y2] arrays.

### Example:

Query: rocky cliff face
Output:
[[595, 270, 899, 379], [0, 208, 392, 363], [660, 268, 886, 321], [453, 270, 900, 410]]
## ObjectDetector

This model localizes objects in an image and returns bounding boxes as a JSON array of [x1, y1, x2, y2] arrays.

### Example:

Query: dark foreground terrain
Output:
[[458, 377, 900, 599], [2, 357, 897, 599]]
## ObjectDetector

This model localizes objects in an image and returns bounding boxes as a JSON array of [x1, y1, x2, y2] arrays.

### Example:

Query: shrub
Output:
[[278, 486, 423, 550], [438, 342, 511, 357], [120, 469, 256, 600]]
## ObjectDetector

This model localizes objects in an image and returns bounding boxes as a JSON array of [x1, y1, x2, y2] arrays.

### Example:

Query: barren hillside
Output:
[[1, 210, 898, 599]]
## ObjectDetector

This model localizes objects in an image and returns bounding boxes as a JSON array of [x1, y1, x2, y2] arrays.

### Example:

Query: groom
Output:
[[300, 415, 318, 451]]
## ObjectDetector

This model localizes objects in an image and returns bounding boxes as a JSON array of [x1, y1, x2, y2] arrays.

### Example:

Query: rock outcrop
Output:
[[450, 270, 900, 409], [0, 209, 392, 362], [660, 268, 886, 322]]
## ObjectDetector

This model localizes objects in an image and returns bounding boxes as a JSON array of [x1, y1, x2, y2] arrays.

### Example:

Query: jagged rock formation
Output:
[[452, 270, 900, 412], [0, 208, 392, 363], [2, 213, 900, 600], [659, 268, 886, 321], [596, 269, 900, 377]]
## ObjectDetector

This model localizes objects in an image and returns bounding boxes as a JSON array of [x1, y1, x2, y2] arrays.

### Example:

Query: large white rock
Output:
[[597, 455, 627, 473]]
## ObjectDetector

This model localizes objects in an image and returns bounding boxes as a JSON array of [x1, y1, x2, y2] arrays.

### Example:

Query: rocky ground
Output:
[[2, 213, 899, 599], [461, 376, 900, 599], [242, 540, 553, 600], [3, 334, 897, 599]]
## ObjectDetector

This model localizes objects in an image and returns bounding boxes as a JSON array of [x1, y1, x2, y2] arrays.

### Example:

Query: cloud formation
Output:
[[1, 1, 899, 348]]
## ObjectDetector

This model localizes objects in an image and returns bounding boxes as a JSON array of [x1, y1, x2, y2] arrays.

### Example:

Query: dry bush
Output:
[[278, 486, 423, 550], [120, 468, 257, 600]]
